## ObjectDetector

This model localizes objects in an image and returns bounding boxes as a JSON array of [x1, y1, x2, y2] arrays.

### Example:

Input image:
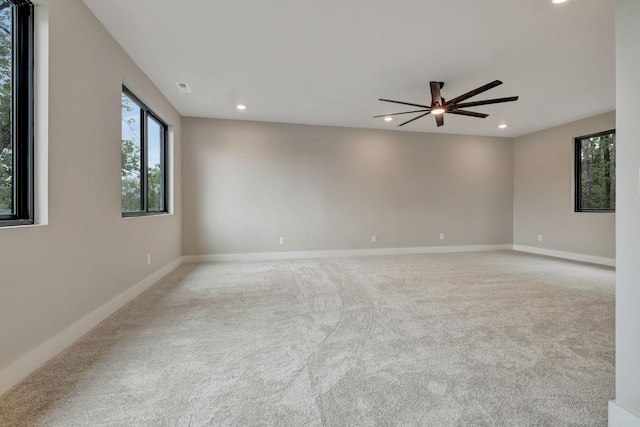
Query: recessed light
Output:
[[499, 124, 508, 129], [550, 0, 569, 4], [236, 105, 246, 110], [384, 117, 393, 122]]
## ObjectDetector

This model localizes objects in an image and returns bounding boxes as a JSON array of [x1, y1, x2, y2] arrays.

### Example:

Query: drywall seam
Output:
[[182, 244, 514, 263], [0, 257, 184, 397], [513, 245, 615, 267]]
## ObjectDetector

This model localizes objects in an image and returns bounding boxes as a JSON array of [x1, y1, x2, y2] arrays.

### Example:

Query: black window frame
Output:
[[0, 0, 34, 227], [121, 86, 168, 217], [574, 129, 616, 213]]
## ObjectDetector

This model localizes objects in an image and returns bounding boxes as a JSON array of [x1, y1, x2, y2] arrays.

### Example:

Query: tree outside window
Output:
[[575, 130, 615, 212], [0, 1, 13, 215], [1, 0, 33, 226], [121, 87, 168, 216]]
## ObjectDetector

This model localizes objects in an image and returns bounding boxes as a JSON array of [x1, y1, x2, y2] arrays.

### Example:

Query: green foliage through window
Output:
[[575, 130, 615, 212], [121, 87, 167, 216], [1, 1, 14, 214], [1, 0, 33, 226]]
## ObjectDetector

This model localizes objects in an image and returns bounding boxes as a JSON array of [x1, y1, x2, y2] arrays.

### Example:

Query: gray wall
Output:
[[615, 0, 640, 418], [182, 118, 514, 256], [0, 0, 182, 372], [513, 112, 615, 259]]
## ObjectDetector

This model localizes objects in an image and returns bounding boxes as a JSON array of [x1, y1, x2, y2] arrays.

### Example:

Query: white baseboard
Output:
[[513, 245, 615, 267], [0, 257, 183, 397], [610, 401, 640, 427], [183, 244, 514, 263]]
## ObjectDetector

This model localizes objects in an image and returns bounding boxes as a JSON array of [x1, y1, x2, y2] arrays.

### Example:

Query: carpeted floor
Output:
[[0, 251, 615, 426]]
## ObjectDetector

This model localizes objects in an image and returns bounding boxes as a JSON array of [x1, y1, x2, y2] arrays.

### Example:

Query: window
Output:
[[0, 0, 33, 227], [121, 87, 168, 216], [575, 130, 616, 212]]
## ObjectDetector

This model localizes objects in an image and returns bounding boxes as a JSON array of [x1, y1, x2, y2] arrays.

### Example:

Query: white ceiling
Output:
[[82, 0, 615, 138]]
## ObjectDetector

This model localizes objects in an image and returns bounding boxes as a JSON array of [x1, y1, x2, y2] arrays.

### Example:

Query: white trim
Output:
[[513, 245, 615, 267], [182, 244, 514, 263], [34, 2, 49, 226], [610, 401, 640, 427], [0, 257, 183, 397]]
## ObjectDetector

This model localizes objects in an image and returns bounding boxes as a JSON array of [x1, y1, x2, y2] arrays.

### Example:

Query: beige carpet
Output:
[[0, 251, 614, 426]]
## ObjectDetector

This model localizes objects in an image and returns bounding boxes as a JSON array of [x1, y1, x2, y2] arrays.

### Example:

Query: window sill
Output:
[[0, 222, 46, 230], [121, 212, 173, 219]]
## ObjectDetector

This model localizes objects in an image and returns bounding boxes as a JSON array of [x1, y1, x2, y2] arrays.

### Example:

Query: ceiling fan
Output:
[[374, 80, 518, 127]]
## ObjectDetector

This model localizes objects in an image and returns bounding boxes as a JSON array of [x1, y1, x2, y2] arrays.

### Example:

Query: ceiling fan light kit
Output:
[[375, 80, 519, 128]]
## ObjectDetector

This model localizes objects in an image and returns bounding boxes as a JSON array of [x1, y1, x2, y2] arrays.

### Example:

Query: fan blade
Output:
[[447, 110, 489, 118], [445, 80, 503, 106], [430, 81, 443, 107], [435, 114, 444, 127], [398, 112, 431, 127], [373, 109, 429, 118], [450, 96, 519, 109], [379, 98, 430, 109]]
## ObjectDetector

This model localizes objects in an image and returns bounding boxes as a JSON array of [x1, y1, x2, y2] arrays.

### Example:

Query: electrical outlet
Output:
[[538, 234, 543, 242], [371, 235, 377, 243], [279, 237, 285, 245], [440, 233, 445, 240], [147, 254, 151, 265]]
